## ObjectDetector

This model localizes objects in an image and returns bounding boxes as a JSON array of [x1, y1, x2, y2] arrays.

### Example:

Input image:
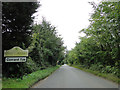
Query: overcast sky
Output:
[[34, 0, 101, 50]]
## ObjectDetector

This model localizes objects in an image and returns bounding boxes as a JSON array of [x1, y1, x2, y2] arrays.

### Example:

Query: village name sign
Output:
[[4, 46, 28, 62]]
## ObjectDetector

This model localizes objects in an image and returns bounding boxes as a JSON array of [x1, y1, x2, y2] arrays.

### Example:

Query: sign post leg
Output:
[[20, 63, 23, 80]]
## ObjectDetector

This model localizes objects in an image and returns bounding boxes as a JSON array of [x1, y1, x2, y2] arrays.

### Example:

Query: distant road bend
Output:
[[31, 64, 118, 88]]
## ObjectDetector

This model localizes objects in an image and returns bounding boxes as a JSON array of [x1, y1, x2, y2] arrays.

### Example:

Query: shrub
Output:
[[23, 57, 39, 74], [89, 64, 102, 71], [105, 66, 112, 73]]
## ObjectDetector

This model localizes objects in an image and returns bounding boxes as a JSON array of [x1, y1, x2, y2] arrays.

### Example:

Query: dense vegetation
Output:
[[64, 2, 120, 79], [2, 2, 65, 78], [27, 19, 65, 71]]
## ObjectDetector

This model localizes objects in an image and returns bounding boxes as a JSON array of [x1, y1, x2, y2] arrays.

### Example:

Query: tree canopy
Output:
[[2, 2, 39, 77], [2, 2, 39, 49], [64, 1, 120, 78]]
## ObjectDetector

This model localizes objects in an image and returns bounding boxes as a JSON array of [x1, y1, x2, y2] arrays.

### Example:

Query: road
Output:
[[31, 64, 118, 88]]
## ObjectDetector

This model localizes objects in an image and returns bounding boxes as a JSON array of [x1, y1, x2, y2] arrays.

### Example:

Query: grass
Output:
[[0, 79, 1, 90], [71, 64, 120, 84], [2, 65, 60, 88]]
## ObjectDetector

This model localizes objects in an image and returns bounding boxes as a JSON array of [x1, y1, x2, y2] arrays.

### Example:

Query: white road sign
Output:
[[5, 57, 26, 62]]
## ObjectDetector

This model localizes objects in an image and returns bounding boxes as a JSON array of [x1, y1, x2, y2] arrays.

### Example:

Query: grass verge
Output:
[[71, 65, 120, 84], [2, 65, 60, 88]]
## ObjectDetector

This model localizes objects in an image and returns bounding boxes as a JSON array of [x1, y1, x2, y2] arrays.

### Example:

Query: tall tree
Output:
[[2, 2, 39, 77], [2, 2, 39, 49], [65, 1, 120, 77], [30, 19, 65, 67]]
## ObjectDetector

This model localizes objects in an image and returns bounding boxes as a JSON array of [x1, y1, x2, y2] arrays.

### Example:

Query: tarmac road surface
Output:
[[31, 64, 118, 88]]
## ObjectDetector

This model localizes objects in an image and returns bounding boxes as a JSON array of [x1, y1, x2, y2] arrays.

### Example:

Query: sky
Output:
[[34, 0, 101, 50]]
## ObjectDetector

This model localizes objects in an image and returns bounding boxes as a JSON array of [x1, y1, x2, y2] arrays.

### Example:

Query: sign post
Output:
[[4, 46, 28, 79]]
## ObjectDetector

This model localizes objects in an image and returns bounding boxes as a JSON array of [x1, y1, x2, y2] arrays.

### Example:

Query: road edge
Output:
[[28, 65, 61, 89], [69, 65, 120, 85]]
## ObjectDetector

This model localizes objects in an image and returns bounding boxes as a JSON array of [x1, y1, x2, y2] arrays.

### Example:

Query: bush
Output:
[[89, 64, 102, 71], [23, 57, 39, 74], [101, 66, 119, 76]]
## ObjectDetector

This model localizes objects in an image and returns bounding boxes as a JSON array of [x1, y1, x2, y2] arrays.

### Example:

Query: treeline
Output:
[[64, 2, 120, 77], [2, 2, 65, 78], [28, 19, 65, 69]]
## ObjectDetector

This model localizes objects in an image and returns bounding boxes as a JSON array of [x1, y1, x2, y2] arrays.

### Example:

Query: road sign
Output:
[[4, 46, 28, 62], [5, 57, 26, 62], [4, 46, 28, 57]]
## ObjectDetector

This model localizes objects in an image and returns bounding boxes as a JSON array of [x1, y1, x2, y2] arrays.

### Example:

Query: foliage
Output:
[[23, 57, 39, 73], [2, 2, 65, 78], [29, 19, 65, 68], [2, 2, 39, 49], [65, 1, 120, 78], [2, 2, 39, 78]]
